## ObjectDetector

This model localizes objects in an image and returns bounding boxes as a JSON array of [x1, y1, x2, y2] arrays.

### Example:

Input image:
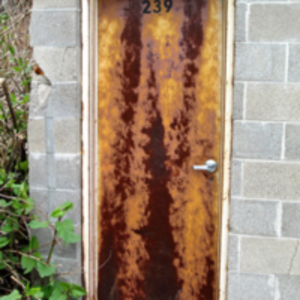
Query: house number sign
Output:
[[142, 0, 173, 14]]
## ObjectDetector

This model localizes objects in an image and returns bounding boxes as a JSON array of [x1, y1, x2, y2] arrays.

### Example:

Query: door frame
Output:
[[81, 0, 235, 298]]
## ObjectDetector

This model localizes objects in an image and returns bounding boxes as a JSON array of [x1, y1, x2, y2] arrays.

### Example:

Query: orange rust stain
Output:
[[97, 0, 223, 299]]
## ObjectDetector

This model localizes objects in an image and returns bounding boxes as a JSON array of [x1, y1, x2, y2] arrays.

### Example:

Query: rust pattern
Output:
[[97, 0, 222, 299]]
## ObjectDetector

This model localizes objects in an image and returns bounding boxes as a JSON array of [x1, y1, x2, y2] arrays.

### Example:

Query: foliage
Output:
[[0, 1, 86, 299]]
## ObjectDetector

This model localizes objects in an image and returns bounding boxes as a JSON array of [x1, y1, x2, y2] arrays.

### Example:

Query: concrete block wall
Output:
[[28, 0, 82, 284], [228, 0, 300, 299]]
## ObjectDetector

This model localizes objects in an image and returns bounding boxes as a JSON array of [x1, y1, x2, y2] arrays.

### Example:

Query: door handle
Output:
[[193, 159, 217, 173]]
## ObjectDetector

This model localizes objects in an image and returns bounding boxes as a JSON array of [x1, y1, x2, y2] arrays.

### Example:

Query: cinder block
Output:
[[230, 199, 278, 236], [282, 203, 300, 238], [227, 272, 275, 300], [28, 118, 46, 153], [29, 81, 53, 117], [55, 155, 81, 190], [243, 161, 300, 200], [30, 11, 79, 47], [31, 227, 53, 256], [232, 121, 283, 159], [249, 4, 300, 42], [235, 43, 285, 81], [228, 235, 239, 270], [246, 83, 300, 121], [54, 118, 81, 154], [52, 257, 82, 285], [49, 189, 81, 226], [277, 275, 300, 300], [289, 44, 300, 82], [240, 237, 298, 274], [235, 3, 247, 42], [29, 188, 49, 220], [54, 239, 77, 260], [33, 0, 80, 8], [33, 47, 80, 82], [29, 154, 47, 188], [231, 160, 242, 197], [50, 83, 81, 117], [233, 83, 244, 120], [285, 124, 300, 160]]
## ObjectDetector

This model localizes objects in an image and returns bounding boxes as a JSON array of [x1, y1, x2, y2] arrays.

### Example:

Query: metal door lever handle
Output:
[[193, 159, 217, 173]]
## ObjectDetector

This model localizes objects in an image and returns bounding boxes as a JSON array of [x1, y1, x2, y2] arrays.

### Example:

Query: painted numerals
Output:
[[142, 0, 173, 14]]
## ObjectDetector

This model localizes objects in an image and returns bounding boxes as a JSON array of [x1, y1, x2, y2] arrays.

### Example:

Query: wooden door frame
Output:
[[81, 0, 235, 298]]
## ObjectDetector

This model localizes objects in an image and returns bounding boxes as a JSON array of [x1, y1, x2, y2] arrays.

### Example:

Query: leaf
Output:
[[0, 290, 22, 300], [26, 287, 44, 298], [50, 208, 65, 218], [0, 252, 6, 269], [49, 285, 64, 300], [51, 201, 74, 218], [0, 237, 9, 248], [21, 255, 36, 274], [29, 236, 39, 251], [59, 201, 74, 212], [55, 219, 80, 246], [8, 45, 15, 55], [37, 261, 56, 278], [0, 200, 12, 208], [69, 285, 87, 298], [19, 161, 28, 171], [28, 220, 50, 229], [10, 93, 16, 104]]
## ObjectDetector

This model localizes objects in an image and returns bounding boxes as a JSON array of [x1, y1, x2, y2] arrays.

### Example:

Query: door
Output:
[[97, 0, 224, 299]]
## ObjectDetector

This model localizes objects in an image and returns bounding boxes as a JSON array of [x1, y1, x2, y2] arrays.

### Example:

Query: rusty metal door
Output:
[[97, 0, 224, 299]]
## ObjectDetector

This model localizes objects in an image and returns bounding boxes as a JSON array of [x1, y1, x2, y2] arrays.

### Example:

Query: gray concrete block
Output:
[[233, 83, 244, 120], [289, 44, 300, 82], [249, 4, 300, 42], [282, 203, 300, 238], [29, 81, 53, 117], [232, 121, 283, 159], [29, 188, 49, 221], [243, 161, 300, 200], [54, 118, 81, 154], [235, 43, 285, 81], [54, 239, 77, 260], [277, 275, 300, 300], [29, 154, 47, 188], [28, 118, 46, 153], [31, 227, 53, 255], [235, 3, 247, 42], [55, 155, 81, 190], [227, 272, 275, 300], [49, 189, 81, 226], [52, 257, 82, 285], [30, 11, 79, 47], [33, 0, 80, 8], [228, 235, 239, 270], [240, 237, 297, 274], [285, 124, 300, 160], [231, 160, 242, 197], [230, 199, 278, 236], [246, 83, 300, 121], [33, 47, 80, 82], [50, 83, 81, 117]]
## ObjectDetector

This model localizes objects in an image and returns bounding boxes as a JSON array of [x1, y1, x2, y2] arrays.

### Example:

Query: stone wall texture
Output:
[[228, 0, 300, 299], [28, 0, 300, 296], [29, 0, 82, 285]]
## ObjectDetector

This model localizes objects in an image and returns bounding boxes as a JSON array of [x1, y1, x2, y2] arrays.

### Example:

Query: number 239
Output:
[[142, 0, 173, 14]]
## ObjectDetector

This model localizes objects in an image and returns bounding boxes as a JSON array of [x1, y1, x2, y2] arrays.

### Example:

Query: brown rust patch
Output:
[[97, 0, 223, 299]]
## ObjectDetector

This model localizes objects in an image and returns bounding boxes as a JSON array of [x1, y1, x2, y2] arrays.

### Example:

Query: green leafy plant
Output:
[[0, 194, 86, 300], [0, 2, 86, 299]]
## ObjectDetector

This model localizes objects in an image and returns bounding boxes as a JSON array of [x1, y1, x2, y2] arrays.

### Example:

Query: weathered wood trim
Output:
[[219, 0, 235, 299], [82, 0, 98, 298]]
